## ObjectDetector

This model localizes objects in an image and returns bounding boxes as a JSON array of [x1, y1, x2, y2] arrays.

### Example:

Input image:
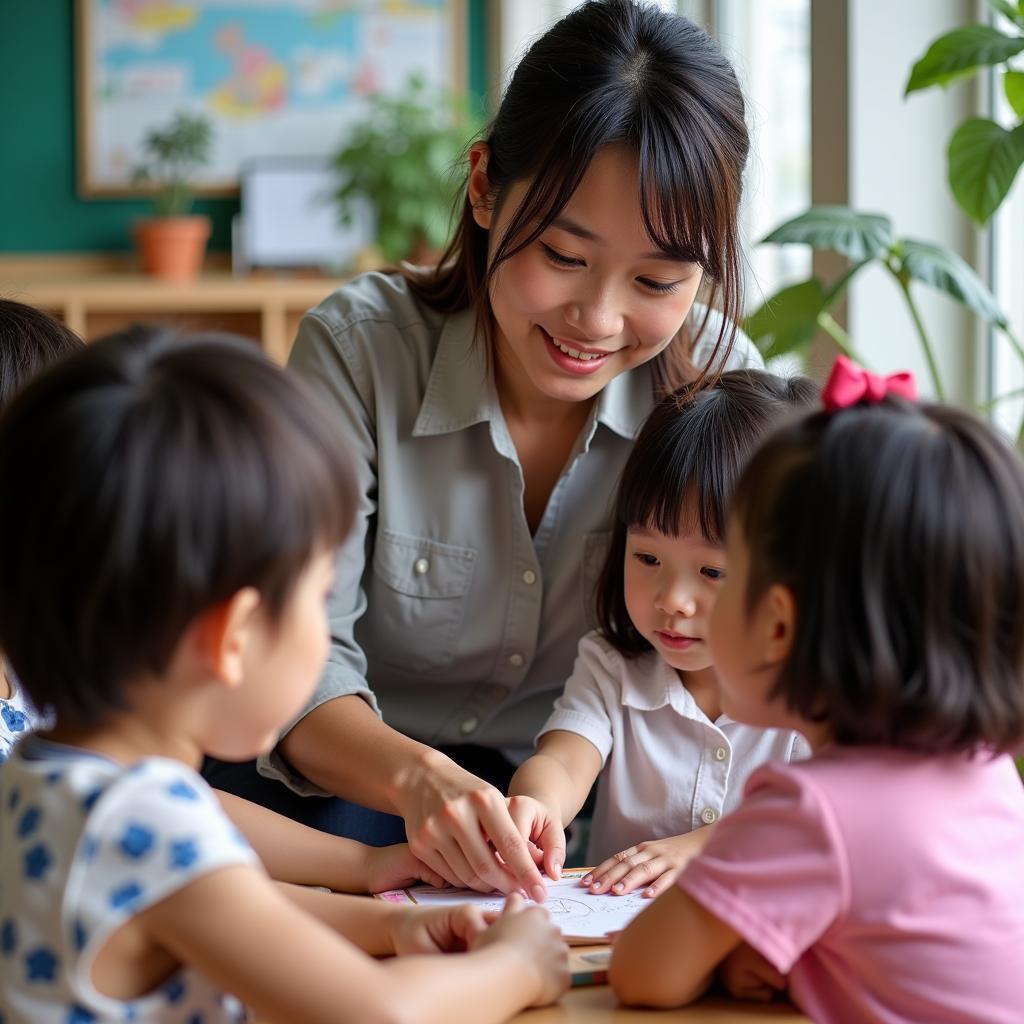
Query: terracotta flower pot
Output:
[[134, 215, 211, 282]]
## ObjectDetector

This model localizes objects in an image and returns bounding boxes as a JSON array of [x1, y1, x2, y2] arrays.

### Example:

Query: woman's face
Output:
[[469, 143, 704, 406]]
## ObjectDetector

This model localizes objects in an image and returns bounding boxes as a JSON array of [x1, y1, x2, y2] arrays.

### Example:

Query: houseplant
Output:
[[905, 0, 1024, 225], [132, 111, 214, 281], [745, 1, 1024, 446], [330, 75, 481, 266]]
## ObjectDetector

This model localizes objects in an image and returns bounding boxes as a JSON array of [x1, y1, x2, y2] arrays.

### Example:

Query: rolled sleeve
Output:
[[256, 307, 382, 795]]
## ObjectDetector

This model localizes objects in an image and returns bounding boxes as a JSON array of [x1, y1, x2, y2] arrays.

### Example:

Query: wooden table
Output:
[[512, 987, 807, 1022]]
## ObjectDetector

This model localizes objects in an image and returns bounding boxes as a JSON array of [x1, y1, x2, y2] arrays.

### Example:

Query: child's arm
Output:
[[216, 789, 444, 892], [609, 885, 742, 1008], [507, 729, 603, 879], [584, 824, 717, 897], [141, 866, 569, 1024]]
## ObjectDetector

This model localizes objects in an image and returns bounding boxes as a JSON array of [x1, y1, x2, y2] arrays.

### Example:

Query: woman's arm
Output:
[[609, 884, 742, 1008], [141, 865, 569, 1024], [507, 730, 603, 878], [280, 696, 549, 901]]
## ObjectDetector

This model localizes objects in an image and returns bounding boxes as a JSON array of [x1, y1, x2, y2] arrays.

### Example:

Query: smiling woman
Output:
[[203, 0, 763, 900]]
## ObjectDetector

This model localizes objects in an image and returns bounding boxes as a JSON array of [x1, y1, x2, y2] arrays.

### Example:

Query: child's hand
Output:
[[506, 795, 566, 883], [583, 831, 709, 898], [471, 893, 570, 1006], [363, 842, 447, 893], [718, 943, 786, 1002], [392, 904, 491, 955]]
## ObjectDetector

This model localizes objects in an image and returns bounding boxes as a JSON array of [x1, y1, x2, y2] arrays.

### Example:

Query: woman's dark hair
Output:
[[596, 369, 818, 656], [733, 398, 1024, 754], [0, 326, 356, 726], [0, 298, 83, 408], [407, 0, 749, 391]]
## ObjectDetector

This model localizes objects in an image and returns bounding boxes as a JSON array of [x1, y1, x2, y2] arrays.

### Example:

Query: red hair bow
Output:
[[821, 355, 918, 411]]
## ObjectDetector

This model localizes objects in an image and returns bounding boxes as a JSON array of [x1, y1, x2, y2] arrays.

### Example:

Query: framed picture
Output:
[[76, 0, 467, 197]]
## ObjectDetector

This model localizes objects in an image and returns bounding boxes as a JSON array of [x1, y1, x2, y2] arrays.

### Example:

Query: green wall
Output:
[[0, 1, 489, 253]]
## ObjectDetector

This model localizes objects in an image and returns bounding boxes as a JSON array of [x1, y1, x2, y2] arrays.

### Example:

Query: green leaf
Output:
[[987, 0, 1024, 27], [744, 279, 830, 359], [1005, 70, 1024, 118], [947, 117, 1024, 224], [761, 207, 893, 262], [899, 238, 1009, 327], [905, 26, 1024, 94]]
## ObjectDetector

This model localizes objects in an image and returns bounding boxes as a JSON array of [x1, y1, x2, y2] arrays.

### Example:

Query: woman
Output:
[[206, 0, 759, 902]]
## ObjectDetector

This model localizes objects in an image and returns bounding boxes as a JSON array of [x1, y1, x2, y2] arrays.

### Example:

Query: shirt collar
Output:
[[412, 308, 496, 437], [619, 651, 735, 727], [413, 310, 656, 441]]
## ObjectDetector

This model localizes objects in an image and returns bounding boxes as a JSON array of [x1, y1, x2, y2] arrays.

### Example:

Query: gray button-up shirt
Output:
[[259, 272, 762, 794]]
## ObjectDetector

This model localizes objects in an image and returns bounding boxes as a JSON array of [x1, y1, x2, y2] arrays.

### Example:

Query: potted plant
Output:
[[331, 75, 481, 266], [132, 111, 214, 281], [745, 0, 1024, 447]]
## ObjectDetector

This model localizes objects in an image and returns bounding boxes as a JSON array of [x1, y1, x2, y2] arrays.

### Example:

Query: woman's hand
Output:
[[583, 830, 711, 898], [470, 894, 570, 1007], [718, 943, 786, 1002], [362, 842, 447, 893], [395, 752, 549, 901], [392, 904, 492, 955]]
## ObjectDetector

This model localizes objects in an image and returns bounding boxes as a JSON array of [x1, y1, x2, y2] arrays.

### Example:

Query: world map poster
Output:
[[77, 0, 463, 194]]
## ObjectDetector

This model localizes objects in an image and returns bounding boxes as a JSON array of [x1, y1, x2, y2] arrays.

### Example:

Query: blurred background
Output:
[[0, 1, 1021, 433]]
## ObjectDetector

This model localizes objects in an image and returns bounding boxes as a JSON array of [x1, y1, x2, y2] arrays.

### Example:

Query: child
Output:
[[0, 327, 568, 1023], [0, 305, 439, 901], [611, 357, 1024, 1022], [0, 299, 82, 762], [508, 370, 816, 898]]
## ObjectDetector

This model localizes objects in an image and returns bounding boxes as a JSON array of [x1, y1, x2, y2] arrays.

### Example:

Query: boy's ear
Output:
[[761, 583, 795, 666], [467, 141, 494, 230], [193, 588, 262, 689]]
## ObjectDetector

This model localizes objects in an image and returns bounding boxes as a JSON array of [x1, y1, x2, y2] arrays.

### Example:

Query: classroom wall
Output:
[[0, 1, 489, 253]]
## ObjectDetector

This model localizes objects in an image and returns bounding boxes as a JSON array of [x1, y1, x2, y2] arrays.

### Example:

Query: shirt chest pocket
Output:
[[361, 529, 476, 674]]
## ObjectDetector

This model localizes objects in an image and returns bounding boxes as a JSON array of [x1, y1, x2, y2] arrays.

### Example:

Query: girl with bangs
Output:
[[509, 371, 816, 899], [206, 0, 762, 901]]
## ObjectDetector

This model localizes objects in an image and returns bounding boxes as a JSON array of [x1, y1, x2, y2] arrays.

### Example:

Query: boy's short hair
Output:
[[596, 369, 818, 657], [0, 299, 83, 408], [733, 398, 1024, 754], [0, 325, 355, 726]]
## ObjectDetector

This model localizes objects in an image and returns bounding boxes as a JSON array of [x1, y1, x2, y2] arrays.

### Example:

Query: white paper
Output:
[[402, 870, 650, 943]]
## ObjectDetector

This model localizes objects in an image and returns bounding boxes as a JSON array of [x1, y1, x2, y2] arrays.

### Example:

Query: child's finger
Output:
[[502, 891, 525, 915], [609, 858, 664, 895], [415, 860, 448, 888], [583, 847, 636, 887], [588, 856, 640, 893], [641, 869, 676, 899]]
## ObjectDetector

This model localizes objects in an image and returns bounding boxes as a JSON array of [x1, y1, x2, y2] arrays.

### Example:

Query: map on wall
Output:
[[77, 0, 464, 195]]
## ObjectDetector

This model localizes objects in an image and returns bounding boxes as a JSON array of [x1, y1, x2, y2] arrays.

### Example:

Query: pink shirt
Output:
[[679, 746, 1024, 1023]]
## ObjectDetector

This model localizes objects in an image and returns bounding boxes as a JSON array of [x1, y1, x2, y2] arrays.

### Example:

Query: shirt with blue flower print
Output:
[[0, 673, 47, 765], [0, 737, 259, 1022]]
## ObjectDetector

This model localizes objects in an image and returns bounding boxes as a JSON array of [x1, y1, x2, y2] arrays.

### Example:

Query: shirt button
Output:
[[714, 747, 728, 762], [701, 807, 719, 825], [413, 558, 429, 576], [522, 569, 537, 585], [460, 716, 479, 736], [509, 653, 524, 667]]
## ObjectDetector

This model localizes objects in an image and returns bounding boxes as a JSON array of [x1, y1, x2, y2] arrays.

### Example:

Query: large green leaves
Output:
[[744, 280, 830, 359], [1005, 70, 1024, 117], [899, 239, 1009, 327], [905, 25, 1024, 93], [762, 207, 893, 262], [948, 118, 1024, 224]]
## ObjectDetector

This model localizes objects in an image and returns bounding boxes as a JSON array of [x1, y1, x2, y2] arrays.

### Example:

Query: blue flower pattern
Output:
[[1, 755, 251, 1021]]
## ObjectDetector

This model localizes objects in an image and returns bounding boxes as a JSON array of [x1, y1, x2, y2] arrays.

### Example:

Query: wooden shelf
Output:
[[0, 255, 345, 364]]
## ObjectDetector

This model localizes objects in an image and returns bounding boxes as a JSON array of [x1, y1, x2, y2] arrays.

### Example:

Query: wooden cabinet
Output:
[[0, 256, 345, 364]]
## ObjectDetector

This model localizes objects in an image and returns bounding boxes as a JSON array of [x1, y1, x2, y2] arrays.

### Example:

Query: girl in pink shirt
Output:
[[611, 357, 1024, 1024]]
